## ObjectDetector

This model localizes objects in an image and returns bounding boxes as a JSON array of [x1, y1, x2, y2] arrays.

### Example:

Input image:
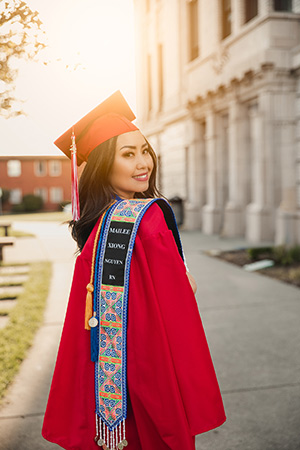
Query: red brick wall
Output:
[[0, 156, 72, 211]]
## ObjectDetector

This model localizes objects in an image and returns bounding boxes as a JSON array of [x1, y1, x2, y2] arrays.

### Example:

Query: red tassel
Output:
[[70, 128, 80, 221]]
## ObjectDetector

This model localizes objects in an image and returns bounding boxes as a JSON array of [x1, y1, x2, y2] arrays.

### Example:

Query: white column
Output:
[[222, 99, 247, 237], [232, 0, 244, 33], [245, 93, 274, 242], [275, 76, 299, 245], [184, 119, 206, 230], [202, 110, 222, 234], [258, 0, 271, 16]]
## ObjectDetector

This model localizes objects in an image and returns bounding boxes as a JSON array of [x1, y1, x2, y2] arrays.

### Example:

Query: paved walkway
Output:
[[0, 223, 299, 450], [180, 231, 300, 450]]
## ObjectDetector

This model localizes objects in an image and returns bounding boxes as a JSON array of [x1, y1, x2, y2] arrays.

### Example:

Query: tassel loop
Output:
[[85, 200, 116, 333], [84, 283, 94, 330]]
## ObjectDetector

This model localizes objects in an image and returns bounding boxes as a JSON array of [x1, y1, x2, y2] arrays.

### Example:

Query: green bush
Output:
[[247, 245, 300, 266], [289, 245, 300, 263], [11, 203, 25, 213], [247, 247, 273, 261], [272, 245, 300, 266], [22, 194, 43, 212], [272, 246, 292, 266]]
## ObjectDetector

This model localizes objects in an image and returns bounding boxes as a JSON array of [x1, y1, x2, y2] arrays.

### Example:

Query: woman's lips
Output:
[[133, 173, 149, 181]]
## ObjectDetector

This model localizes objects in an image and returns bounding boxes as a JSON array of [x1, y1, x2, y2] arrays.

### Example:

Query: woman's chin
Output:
[[135, 179, 150, 188], [134, 184, 149, 194], [115, 182, 150, 199]]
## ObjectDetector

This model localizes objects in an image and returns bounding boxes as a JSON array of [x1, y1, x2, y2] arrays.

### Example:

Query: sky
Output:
[[0, 0, 136, 156]]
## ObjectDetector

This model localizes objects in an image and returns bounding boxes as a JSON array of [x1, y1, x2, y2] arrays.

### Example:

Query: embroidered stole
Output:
[[88, 198, 184, 449]]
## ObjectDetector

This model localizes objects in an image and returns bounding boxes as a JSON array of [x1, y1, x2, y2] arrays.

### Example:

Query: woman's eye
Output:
[[123, 152, 134, 157], [143, 148, 149, 154]]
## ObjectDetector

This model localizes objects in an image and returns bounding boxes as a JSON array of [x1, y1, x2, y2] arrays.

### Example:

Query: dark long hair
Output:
[[69, 135, 162, 251]]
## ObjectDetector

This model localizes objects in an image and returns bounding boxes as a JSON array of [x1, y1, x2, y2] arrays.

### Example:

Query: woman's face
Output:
[[109, 130, 154, 199]]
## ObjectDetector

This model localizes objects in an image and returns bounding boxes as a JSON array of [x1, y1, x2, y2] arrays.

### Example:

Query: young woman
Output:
[[42, 91, 226, 450]]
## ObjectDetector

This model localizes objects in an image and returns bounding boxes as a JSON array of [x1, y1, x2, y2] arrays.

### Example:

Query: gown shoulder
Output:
[[80, 201, 169, 262], [136, 200, 169, 239]]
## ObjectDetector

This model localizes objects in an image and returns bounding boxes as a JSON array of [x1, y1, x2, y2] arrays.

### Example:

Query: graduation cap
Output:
[[54, 90, 138, 221]]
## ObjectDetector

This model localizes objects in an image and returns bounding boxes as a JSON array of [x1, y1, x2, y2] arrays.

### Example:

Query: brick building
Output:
[[134, 0, 300, 245], [0, 155, 72, 212]]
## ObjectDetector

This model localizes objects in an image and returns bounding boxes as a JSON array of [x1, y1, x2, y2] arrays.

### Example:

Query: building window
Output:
[[245, 0, 258, 22], [158, 44, 164, 111], [10, 189, 22, 204], [188, 0, 199, 61], [34, 188, 47, 203], [274, 0, 292, 11], [35, 160, 47, 176], [222, 0, 232, 39], [7, 160, 21, 177], [147, 54, 152, 112], [50, 187, 63, 204], [49, 160, 62, 177]]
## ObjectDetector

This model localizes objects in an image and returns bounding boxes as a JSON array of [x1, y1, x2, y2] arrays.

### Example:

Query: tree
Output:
[[0, 0, 45, 116], [1, 188, 10, 204]]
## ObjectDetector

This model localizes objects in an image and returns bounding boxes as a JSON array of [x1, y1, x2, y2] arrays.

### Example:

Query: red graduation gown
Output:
[[42, 203, 226, 449]]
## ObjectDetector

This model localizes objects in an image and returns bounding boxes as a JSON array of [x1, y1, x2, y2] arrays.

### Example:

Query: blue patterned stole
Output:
[[90, 198, 183, 449]]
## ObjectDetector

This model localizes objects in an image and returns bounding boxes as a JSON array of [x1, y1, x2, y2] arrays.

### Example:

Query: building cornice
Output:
[[186, 62, 296, 116]]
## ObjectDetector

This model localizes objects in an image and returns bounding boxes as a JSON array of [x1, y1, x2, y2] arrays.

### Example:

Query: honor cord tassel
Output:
[[84, 203, 115, 331]]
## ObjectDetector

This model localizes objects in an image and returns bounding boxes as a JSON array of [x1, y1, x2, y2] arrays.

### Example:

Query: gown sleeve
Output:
[[126, 203, 226, 441]]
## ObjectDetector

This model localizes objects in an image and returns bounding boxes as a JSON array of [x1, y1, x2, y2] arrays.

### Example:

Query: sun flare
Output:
[[4, 0, 137, 150]]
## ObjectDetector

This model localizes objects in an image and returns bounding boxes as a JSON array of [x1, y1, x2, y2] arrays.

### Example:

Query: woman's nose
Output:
[[136, 153, 148, 168]]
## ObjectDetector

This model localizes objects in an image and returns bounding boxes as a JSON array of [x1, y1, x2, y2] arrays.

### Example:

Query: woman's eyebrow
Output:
[[119, 143, 148, 151]]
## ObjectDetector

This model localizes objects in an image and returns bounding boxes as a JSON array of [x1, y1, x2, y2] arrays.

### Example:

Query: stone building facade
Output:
[[134, 0, 300, 244]]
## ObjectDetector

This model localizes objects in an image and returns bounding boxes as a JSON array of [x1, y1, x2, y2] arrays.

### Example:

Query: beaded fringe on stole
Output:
[[94, 414, 128, 449]]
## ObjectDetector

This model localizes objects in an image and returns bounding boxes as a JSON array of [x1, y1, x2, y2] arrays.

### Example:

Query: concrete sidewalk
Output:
[[0, 224, 299, 450], [180, 231, 300, 450]]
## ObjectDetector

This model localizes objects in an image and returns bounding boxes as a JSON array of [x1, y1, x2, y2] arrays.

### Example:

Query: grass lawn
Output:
[[0, 261, 52, 402], [0, 211, 71, 222]]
